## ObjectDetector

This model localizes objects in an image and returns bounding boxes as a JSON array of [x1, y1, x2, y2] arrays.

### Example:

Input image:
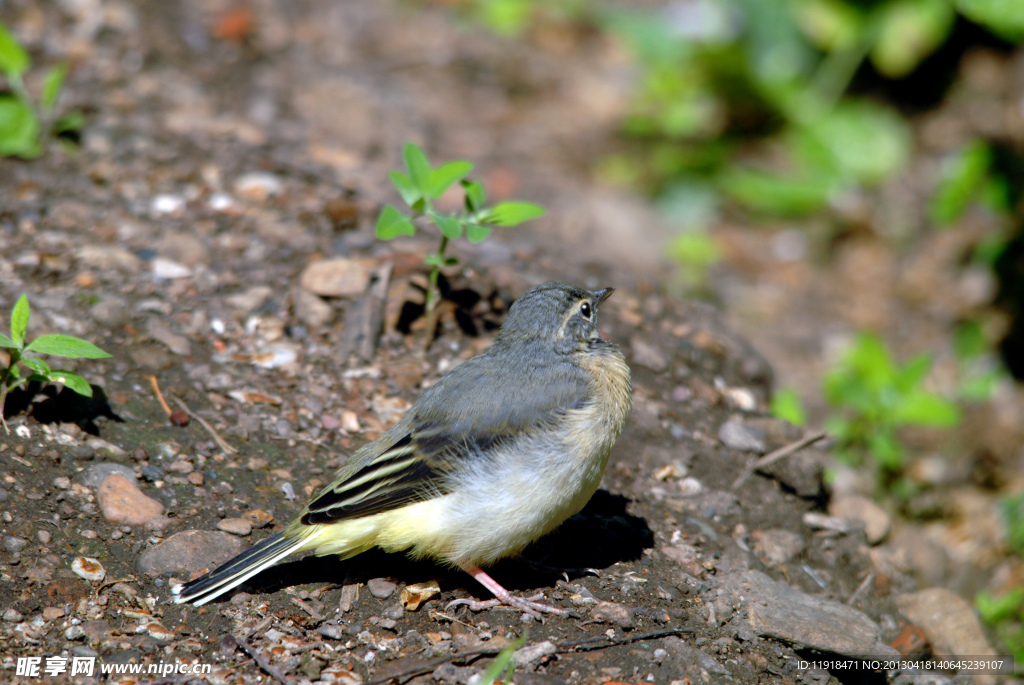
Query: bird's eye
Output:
[[579, 302, 592, 320]]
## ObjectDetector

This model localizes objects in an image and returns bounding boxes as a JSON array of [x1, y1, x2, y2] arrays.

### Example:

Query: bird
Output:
[[172, 281, 632, 617]]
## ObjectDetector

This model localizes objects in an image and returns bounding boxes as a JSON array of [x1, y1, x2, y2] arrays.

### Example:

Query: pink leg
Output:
[[446, 562, 570, 618]]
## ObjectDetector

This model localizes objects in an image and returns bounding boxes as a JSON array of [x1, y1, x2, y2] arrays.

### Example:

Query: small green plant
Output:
[[929, 140, 1013, 226], [976, 588, 1024, 666], [1002, 492, 1024, 556], [477, 632, 527, 684], [771, 387, 808, 426], [823, 333, 960, 482], [0, 295, 111, 433], [376, 143, 545, 310], [0, 22, 83, 158]]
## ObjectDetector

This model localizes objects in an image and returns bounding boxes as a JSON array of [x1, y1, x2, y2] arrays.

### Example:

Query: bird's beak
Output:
[[593, 287, 614, 306]]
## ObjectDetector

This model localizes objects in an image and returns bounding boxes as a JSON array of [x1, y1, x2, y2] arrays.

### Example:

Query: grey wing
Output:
[[301, 352, 588, 525]]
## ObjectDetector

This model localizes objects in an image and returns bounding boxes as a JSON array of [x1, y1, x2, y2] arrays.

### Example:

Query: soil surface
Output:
[[1, 2, 1023, 684]]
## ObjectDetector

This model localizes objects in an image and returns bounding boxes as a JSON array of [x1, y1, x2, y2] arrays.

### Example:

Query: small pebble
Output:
[[97, 474, 165, 526], [4, 536, 28, 553], [38, 530, 51, 544], [72, 557, 106, 582], [367, 578, 397, 599], [78, 462, 136, 489], [3, 608, 23, 622], [318, 623, 346, 640], [243, 510, 274, 528], [217, 518, 253, 536]]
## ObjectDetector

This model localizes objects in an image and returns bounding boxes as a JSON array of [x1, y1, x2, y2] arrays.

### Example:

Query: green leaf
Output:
[[0, 332, 16, 349], [10, 294, 29, 348], [402, 143, 433, 196], [895, 353, 933, 391], [465, 222, 493, 244], [0, 22, 30, 78], [483, 201, 546, 226], [957, 0, 1024, 41], [427, 161, 474, 201], [53, 109, 84, 134], [1001, 494, 1024, 555], [791, 0, 866, 52], [976, 588, 1024, 623], [719, 167, 836, 215], [870, 0, 955, 78], [794, 101, 912, 183], [20, 356, 50, 374], [0, 96, 41, 159], [25, 334, 111, 359], [666, 230, 722, 268], [423, 253, 444, 267], [893, 391, 960, 427], [868, 431, 905, 470], [46, 370, 92, 397], [432, 213, 463, 240], [388, 171, 421, 208], [462, 180, 486, 212], [771, 388, 807, 426], [375, 206, 417, 240], [929, 141, 992, 226], [41, 63, 67, 112]]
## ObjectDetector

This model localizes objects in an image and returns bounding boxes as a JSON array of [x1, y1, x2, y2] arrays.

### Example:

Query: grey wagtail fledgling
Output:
[[172, 281, 632, 616]]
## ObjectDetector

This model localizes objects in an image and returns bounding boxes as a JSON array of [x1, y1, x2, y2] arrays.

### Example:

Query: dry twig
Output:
[[730, 432, 827, 490], [230, 634, 296, 685], [171, 396, 238, 455], [363, 627, 693, 685], [147, 375, 172, 416]]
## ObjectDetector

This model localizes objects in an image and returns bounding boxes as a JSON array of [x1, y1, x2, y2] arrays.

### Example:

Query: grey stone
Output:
[[4, 536, 28, 553], [751, 529, 804, 565], [829, 494, 891, 545], [136, 530, 247, 576], [317, 623, 346, 640], [366, 577, 397, 599], [726, 570, 897, 657], [77, 462, 136, 489], [718, 420, 766, 453]]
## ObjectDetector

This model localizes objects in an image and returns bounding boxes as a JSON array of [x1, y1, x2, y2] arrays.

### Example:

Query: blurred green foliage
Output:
[[770, 387, 808, 426], [977, 587, 1024, 666], [823, 333, 960, 479], [0, 22, 82, 158]]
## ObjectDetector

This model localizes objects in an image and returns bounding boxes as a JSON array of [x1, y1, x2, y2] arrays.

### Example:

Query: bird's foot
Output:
[[446, 592, 570, 618]]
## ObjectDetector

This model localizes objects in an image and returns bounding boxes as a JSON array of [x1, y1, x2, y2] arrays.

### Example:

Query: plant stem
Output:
[[425, 235, 450, 313]]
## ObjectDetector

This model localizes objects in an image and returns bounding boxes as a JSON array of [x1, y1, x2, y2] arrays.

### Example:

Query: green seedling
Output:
[[823, 333, 960, 488], [0, 294, 111, 433], [976, 587, 1024, 668], [0, 21, 84, 158], [477, 632, 527, 685], [376, 143, 545, 311]]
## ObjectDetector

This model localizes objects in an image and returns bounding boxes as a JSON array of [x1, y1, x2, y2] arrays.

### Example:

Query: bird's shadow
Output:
[[240, 489, 652, 601]]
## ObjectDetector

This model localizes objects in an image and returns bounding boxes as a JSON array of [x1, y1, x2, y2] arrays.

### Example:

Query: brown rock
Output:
[[97, 475, 164, 526], [243, 510, 274, 528], [300, 257, 375, 297], [217, 518, 253, 536], [828, 494, 891, 545], [895, 588, 996, 659]]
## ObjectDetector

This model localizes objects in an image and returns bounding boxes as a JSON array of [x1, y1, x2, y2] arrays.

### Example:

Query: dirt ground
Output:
[[1, 1, 1023, 684]]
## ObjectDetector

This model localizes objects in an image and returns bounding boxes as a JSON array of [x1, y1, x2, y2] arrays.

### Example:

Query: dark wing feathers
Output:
[[301, 350, 589, 526]]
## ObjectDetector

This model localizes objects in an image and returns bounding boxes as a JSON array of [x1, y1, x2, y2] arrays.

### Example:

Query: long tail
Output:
[[171, 528, 322, 606]]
